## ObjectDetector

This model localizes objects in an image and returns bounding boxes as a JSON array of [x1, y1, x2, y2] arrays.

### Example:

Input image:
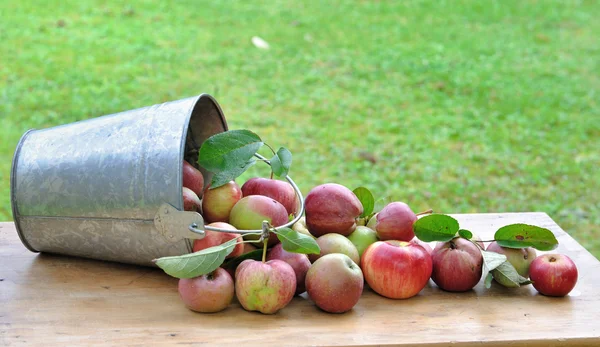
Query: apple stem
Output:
[[262, 238, 268, 263], [416, 209, 433, 217]]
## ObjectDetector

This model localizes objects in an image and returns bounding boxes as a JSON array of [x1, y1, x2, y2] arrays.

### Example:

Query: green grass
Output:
[[1, 0, 598, 258]]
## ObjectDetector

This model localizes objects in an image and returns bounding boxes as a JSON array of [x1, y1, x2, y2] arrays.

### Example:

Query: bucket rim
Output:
[[11, 128, 39, 253]]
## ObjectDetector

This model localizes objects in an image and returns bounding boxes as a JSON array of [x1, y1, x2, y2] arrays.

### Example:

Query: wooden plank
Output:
[[1, 213, 599, 346]]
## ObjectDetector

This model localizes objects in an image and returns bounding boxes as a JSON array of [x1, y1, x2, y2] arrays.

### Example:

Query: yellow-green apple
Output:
[[267, 243, 311, 295], [182, 160, 205, 198], [431, 237, 483, 292], [292, 217, 315, 239], [530, 254, 578, 297], [366, 213, 377, 229], [370, 202, 416, 241], [304, 183, 363, 237], [410, 237, 433, 254], [362, 241, 432, 299], [487, 241, 537, 278], [229, 195, 288, 246], [241, 177, 299, 216], [305, 253, 364, 313], [178, 267, 233, 313], [235, 259, 296, 314], [201, 181, 242, 223], [192, 222, 243, 259], [347, 226, 379, 259], [309, 233, 360, 265], [183, 187, 201, 212]]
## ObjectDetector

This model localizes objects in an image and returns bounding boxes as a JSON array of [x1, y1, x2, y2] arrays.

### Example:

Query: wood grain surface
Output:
[[1, 213, 599, 346]]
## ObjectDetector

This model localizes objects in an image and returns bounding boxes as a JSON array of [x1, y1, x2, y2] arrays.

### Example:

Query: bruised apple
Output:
[[304, 183, 363, 237], [235, 259, 296, 314]]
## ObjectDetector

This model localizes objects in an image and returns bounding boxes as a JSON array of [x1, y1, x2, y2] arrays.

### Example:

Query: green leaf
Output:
[[222, 249, 263, 271], [153, 238, 237, 279], [210, 157, 256, 188], [198, 129, 263, 174], [481, 250, 507, 272], [484, 272, 494, 289], [274, 227, 320, 254], [270, 147, 292, 177], [413, 214, 460, 242], [491, 261, 532, 288], [458, 229, 473, 240], [353, 187, 375, 217], [494, 224, 559, 251]]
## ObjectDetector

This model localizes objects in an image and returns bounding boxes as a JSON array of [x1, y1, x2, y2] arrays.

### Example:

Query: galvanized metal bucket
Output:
[[10, 94, 230, 266]]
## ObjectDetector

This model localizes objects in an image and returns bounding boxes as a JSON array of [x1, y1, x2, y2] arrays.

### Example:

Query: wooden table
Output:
[[1, 213, 599, 346]]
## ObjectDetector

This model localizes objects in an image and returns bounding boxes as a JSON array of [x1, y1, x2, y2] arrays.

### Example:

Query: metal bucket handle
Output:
[[156, 152, 305, 242]]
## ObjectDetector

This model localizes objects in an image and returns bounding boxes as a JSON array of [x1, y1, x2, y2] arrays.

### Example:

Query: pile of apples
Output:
[[178, 160, 579, 315]]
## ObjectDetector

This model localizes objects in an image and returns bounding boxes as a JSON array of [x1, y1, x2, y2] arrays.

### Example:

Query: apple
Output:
[[178, 267, 234, 313], [371, 202, 416, 241], [305, 253, 364, 313], [182, 160, 205, 198], [235, 259, 296, 314], [201, 181, 242, 223], [309, 233, 360, 265], [241, 177, 299, 216], [229, 195, 289, 246], [361, 240, 432, 299], [267, 243, 311, 295], [304, 183, 363, 237], [242, 242, 258, 254], [366, 213, 377, 230], [529, 254, 578, 297], [183, 187, 201, 212], [470, 234, 485, 250], [431, 237, 483, 292], [347, 226, 379, 259], [487, 241, 537, 278], [410, 237, 433, 254], [292, 216, 315, 239], [192, 222, 243, 259]]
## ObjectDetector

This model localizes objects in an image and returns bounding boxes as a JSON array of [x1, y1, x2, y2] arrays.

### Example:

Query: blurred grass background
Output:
[[1, 0, 598, 258]]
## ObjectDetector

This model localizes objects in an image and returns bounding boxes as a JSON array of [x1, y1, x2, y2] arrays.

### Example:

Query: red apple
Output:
[[410, 237, 433, 254], [178, 267, 234, 313], [182, 160, 205, 198], [487, 241, 537, 278], [229, 195, 288, 246], [235, 259, 296, 314], [304, 183, 363, 237], [192, 222, 243, 259], [361, 240, 432, 299], [371, 202, 416, 241], [183, 187, 201, 212], [241, 177, 299, 216], [267, 243, 311, 295], [431, 237, 483, 292], [530, 254, 578, 297], [201, 181, 242, 223], [309, 233, 360, 265], [306, 253, 364, 313]]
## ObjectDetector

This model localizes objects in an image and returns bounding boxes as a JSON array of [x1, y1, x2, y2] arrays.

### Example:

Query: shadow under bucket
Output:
[[10, 94, 227, 266]]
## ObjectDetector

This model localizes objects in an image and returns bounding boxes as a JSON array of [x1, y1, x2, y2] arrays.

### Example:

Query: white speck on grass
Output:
[[251, 36, 270, 50]]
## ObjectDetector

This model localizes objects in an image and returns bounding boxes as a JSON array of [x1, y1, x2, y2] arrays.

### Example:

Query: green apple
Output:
[[347, 226, 379, 259]]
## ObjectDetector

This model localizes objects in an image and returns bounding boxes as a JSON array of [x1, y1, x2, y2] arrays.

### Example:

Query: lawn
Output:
[[1, 0, 598, 258]]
